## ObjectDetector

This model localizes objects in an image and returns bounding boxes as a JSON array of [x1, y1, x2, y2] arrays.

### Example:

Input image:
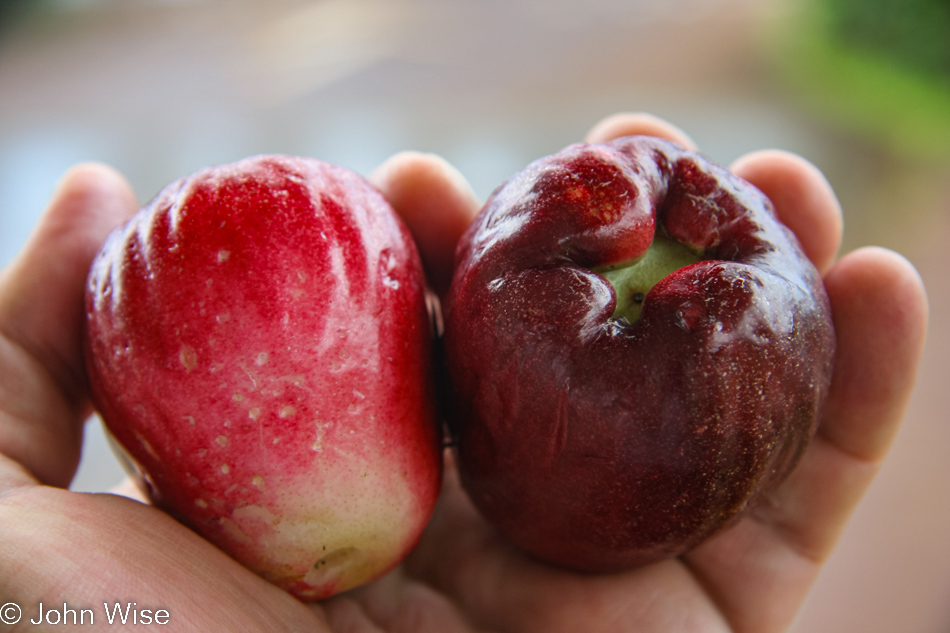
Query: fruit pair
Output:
[[85, 137, 834, 600]]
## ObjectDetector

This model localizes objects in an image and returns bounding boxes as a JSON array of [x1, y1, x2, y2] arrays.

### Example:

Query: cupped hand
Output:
[[364, 112, 928, 633], [0, 113, 927, 633]]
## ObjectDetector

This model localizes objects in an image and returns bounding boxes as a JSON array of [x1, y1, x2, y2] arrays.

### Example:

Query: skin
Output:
[[0, 113, 928, 632]]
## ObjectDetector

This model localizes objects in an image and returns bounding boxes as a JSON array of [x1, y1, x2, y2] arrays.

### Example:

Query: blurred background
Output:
[[0, 0, 947, 630]]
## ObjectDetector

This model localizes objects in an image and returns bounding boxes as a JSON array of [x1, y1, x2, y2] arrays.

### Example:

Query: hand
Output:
[[0, 113, 927, 633]]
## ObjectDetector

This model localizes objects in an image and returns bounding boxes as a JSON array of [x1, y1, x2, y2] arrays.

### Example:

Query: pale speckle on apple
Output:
[[218, 516, 254, 546], [215, 435, 229, 448], [179, 345, 198, 371], [217, 249, 230, 263], [135, 431, 160, 461]]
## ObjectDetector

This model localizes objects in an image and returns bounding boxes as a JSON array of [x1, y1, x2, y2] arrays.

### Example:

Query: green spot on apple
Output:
[[596, 232, 702, 323]]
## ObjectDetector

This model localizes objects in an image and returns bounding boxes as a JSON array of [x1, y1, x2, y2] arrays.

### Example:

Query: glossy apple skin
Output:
[[444, 136, 835, 572], [85, 155, 442, 600]]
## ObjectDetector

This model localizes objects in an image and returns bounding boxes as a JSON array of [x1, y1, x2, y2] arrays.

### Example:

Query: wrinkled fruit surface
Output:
[[444, 136, 835, 572], [85, 155, 442, 600]]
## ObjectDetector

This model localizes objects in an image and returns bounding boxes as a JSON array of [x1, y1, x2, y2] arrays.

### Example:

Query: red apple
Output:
[[84, 155, 442, 600], [443, 136, 835, 572]]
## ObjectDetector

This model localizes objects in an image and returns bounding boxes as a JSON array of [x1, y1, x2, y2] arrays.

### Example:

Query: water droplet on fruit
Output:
[[216, 435, 229, 448]]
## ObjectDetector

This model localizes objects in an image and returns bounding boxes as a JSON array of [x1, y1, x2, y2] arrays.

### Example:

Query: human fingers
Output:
[[0, 164, 137, 488], [731, 150, 843, 275], [683, 247, 927, 633], [584, 112, 698, 149], [317, 567, 486, 633], [369, 152, 480, 299], [815, 248, 927, 462], [0, 163, 137, 405], [402, 451, 732, 633], [0, 486, 323, 631]]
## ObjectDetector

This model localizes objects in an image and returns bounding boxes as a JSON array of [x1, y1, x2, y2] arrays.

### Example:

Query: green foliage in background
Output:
[[775, 0, 950, 161], [825, 0, 950, 81]]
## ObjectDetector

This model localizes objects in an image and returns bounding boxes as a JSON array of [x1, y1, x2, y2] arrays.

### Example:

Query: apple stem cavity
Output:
[[596, 231, 702, 323]]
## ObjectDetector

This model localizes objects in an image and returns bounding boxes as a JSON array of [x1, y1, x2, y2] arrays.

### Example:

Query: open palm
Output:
[[0, 114, 927, 632]]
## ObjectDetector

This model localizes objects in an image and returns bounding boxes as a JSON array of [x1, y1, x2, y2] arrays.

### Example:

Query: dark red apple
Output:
[[84, 155, 442, 600], [443, 136, 835, 572]]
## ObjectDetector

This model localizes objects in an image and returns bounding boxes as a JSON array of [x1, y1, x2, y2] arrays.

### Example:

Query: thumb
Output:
[[0, 163, 137, 488]]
